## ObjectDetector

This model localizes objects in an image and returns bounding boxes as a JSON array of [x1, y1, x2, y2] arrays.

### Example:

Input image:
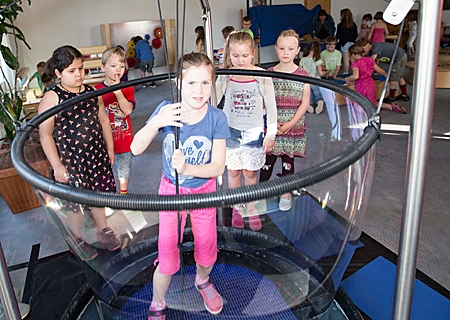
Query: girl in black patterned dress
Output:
[[39, 45, 121, 260]]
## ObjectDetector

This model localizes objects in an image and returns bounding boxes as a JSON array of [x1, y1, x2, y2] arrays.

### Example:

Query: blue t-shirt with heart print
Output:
[[148, 100, 230, 188]]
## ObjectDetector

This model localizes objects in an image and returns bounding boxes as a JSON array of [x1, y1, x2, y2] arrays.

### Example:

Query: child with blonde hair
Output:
[[217, 31, 277, 230], [95, 46, 136, 195], [260, 30, 310, 211]]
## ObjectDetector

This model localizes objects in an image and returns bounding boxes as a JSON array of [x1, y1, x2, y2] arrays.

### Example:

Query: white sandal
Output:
[[279, 193, 292, 211]]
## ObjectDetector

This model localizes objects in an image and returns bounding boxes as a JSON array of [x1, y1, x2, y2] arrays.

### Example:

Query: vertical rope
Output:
[[175, 1, 187, 318], [156, 0, 174, 101]]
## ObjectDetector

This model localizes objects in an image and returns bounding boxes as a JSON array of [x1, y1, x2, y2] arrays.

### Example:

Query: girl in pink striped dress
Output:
[[259, 30, 311, 211]]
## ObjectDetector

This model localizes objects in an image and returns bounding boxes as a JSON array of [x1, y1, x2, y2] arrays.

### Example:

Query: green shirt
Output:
[[320, 50, 342, 75], [241, 28, 254, 39], [32, 71, 44, 91]]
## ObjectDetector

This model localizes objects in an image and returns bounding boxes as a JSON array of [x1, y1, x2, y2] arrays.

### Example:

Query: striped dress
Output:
[[267, 67, 309, 158]]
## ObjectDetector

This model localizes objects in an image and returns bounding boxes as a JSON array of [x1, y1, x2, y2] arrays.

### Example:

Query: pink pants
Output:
[[156, 176, 218, 275]]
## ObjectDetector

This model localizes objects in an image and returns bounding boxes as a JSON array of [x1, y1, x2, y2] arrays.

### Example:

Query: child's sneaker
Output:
[[383, 96, 396, 104], [196, 278, 223, 315], [396, 94, 410, 101], [97, 227, 121, 251], [148, 307, 166, 320], [315, 100, 324, 114], [231, 208, 244, 228], [307, 105, 315, 113], [74, 238, 98, 261], [391, 102, 407, 114], [279, 193, 292, 211]]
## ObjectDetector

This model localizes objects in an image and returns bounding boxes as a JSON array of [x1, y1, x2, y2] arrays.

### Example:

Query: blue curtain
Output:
[[249, 4, 321, 47]]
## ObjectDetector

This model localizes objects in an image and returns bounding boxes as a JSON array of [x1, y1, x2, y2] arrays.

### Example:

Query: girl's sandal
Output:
[[247, 206, 262, 231]]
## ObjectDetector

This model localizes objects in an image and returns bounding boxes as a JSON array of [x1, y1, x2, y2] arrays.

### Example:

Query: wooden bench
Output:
[[406, 54, 450, 88], [77, 45, 108, 86]]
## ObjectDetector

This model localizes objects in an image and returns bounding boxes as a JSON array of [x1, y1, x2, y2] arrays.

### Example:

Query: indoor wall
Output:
[[15, 0, 450, 75]]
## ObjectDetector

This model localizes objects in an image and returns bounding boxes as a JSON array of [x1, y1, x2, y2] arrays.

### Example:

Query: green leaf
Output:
[[0, 45, 19, 70]]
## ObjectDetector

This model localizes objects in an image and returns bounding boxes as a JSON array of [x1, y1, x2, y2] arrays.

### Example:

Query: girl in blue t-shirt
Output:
[[131, 53, 230, 319]]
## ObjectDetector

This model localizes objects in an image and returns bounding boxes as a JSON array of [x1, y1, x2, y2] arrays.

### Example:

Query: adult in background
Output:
[[309, 9, 336, 40], [336, 8, 358, 74]]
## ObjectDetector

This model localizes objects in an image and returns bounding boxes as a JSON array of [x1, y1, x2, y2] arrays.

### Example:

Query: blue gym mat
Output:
[[341, 256, 450, 320]]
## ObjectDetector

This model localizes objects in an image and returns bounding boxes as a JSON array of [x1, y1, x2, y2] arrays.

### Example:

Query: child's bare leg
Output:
[[227, 169, 242, 189], [243, 169, 258, 210], [243, 169, 262, 230], [229, 169, 245, 227], [66, 211, 83, 238], [90, 207, 108, 231], [196, 263, 213, 281], [152, 265, 172, 303]]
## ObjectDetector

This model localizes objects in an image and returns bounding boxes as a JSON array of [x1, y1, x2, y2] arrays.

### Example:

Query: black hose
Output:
[[12, 69, 380, 212]]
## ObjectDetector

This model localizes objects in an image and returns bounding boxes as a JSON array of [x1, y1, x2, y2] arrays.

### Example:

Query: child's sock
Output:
[[390, 88, 397, 98], [150, 300, 166, 311], [120, 189, 127, 195], [400, 84, 408, 95], [195, 274, 208, 286]]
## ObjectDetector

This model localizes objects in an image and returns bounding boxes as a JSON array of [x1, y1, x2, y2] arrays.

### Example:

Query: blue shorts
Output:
[[226, 128, 265, 171], [115, 152, 132, 179], [226, 127, 263, 149], [340, 42, 354, 54]]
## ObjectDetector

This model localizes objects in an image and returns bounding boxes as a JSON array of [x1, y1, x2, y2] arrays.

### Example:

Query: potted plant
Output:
[[1, 0, 50, 214]]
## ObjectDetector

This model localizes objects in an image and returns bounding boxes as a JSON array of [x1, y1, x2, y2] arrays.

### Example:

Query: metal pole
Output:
[[0, 242, 21, 320], [199, 0, 224, 225], [199, 0, 215, 104], [392, 0, 443, 319]]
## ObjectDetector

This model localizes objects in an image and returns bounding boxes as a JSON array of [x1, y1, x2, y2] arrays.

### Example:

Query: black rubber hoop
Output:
[[12, 69, 380, 211]]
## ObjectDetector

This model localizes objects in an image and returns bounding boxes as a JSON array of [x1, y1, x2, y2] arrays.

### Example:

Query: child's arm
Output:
[[332, 65, 341, 79], [114, 88, 134, 115], [345, 67, 360, 83], [98, 96, 115, 166], [317, 61, 327, 77], [131, 102, 187, 155], [215, 75, 226, 105], [278, 84, 310, 135], [374, 64, 388, 78], [384, 23, 390, 36], [261, 76, 277, 153], [172, 139, 226, 178], [368, 24, 375, 40], [38, 91, 69, 183]]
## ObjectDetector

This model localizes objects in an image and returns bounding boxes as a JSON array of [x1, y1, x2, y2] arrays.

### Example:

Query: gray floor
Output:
[[1, 71, 449, 310]]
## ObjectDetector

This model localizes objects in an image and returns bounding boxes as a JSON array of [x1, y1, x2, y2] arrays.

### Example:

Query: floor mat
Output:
[[120, 263, 297, 319], [341, 256, 450, 320]]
